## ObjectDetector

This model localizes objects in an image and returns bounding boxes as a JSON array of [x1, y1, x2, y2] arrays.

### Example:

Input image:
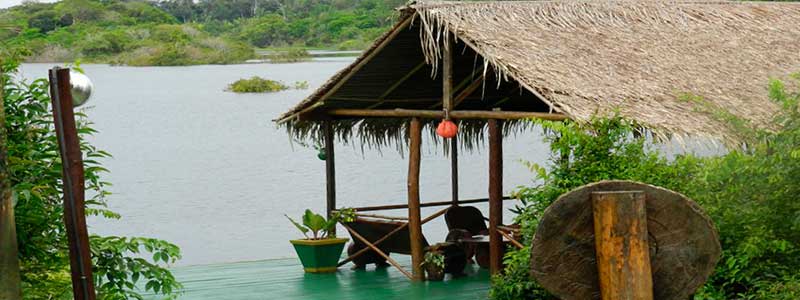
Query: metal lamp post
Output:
[[48, 67, 96, 300]]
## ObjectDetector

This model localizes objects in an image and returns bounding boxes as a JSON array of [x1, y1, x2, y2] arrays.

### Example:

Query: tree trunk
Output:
[[0, 66, 23, 300]]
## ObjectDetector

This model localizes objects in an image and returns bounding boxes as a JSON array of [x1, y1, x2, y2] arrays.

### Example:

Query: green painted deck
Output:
[[151, 256, 491, 300]]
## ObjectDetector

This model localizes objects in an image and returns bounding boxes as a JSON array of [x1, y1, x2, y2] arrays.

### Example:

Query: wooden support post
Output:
[[0, 66, 22, 300], [49, 68, 96, 300], [442, 36, 454, 113], [592, 191, 654, 300], [450, 136, 459, 205], [324, 121, 336, 235], [488, 119, 503, 275], [408, 117, 425, 281]]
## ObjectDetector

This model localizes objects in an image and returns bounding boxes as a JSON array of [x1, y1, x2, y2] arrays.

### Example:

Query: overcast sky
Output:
[[1, 0, 58, 9]]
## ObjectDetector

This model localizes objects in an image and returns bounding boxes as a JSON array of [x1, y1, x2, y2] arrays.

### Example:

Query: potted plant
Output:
[[421, 250, 446, 281], [286, 209, 354, 273]]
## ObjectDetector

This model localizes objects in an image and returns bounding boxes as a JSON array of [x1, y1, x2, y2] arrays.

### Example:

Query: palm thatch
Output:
[[277, 0, 800, 149]]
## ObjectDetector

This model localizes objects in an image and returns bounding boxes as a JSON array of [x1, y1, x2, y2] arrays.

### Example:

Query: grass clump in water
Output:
[[266, 49, 312, 63], [227, 76, 308, 93]]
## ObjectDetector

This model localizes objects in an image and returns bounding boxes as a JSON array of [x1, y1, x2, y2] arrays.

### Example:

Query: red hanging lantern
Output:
[[436, 119, 458, 138]]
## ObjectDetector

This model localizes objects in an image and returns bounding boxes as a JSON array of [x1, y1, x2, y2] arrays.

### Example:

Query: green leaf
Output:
[[285, 214, 309, 237]]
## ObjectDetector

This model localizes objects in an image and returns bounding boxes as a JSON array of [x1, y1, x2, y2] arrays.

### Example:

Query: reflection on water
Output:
[[19, 60, 550, 266]]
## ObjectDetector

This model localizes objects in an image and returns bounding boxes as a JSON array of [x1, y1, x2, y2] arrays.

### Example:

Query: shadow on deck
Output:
[[149, 256, 491, 300]]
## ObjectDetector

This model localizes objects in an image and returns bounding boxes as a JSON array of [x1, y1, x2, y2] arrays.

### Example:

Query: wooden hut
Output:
[[276, 1, 800, 281]]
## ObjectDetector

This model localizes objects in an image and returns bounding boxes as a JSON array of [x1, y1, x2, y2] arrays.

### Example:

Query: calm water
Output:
[[19, 61, 551, 266]]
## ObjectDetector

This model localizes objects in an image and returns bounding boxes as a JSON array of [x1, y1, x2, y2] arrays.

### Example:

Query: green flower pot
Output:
[[290, 238, 348, 273]]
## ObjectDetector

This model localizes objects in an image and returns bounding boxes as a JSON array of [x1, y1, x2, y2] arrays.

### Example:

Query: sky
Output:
[[1, 0, 58, 9]]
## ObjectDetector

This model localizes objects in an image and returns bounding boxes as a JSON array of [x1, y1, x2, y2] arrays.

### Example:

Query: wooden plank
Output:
[[49, 68, 96, 300], [592, 191, 654, 300], [488, 119, 503, 275], [343, 224, 414, 280], [351, 196, 513, 212], [0, 66, 22, 300], [407, 117, 424, 281], [326, 109, 568, 120], [324, 121, 336, 235]]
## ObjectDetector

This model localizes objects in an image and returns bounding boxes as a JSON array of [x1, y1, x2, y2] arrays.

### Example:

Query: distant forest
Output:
[[0, 0, 407, 65]]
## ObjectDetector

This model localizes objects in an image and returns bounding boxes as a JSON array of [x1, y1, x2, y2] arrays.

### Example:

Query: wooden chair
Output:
[[339, 217, 431, 279]]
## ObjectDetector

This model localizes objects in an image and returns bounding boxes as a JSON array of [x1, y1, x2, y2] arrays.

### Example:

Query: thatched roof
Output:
[[277, 1, 800, 148]]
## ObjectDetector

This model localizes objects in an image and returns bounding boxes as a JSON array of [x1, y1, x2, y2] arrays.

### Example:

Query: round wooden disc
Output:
[[530, 181, 721, 300]]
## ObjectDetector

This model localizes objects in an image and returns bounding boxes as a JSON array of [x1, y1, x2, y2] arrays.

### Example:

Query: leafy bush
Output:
[[226, 76, 308, 93], [490, 76, 800, 300], [1, 56, 183, 299]]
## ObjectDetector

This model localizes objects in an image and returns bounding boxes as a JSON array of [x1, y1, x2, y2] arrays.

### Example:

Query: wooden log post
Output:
[[49, 68, 96, 300], [408, 117, 425, 281], [592, 191, 654, 300], [443, 36, 458, 207], [488, 119, 503, 274], [450, 136, 459, 205], [324, 121, 336, 236], [0, 65, 23, 300]]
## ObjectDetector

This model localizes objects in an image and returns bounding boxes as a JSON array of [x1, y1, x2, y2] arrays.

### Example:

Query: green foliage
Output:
[[489, 76, 800, 300], [285, 208, 354, 240], [2, 0, 403, 65], [266, 49, 311, 63], [2, 59, 182, 299], [421, 251, 445, 270], [226, 76, 308, 93]]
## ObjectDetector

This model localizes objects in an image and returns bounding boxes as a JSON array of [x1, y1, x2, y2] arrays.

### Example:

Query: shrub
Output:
[[490, 76, 800, 300], [227, 77, 290, 93], [2, 56, 183, 299]]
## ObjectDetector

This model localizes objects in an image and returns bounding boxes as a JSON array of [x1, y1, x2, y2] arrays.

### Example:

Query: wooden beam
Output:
[[452, 76, 485, 108], [50, 68, 96, 300], [366, 61, 428, 109], [488, 119, 504, 275], [326, 109, 568, 120], [343, 224, 414, 280], [592, 191, 654, 300], [498, 229, 524, 250], [0, 66, 22, 300], [407, 117, 425, 281], [282, 16, 414, 122], [351, 196, 513, 212], [324, 121, 336, 235]]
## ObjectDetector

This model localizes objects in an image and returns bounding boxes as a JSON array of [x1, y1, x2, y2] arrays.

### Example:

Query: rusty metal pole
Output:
[[48, 67, 96, 300], [592, 191, 654, 300], [488, 119, 503, 274], [0, 65, 23, 300]]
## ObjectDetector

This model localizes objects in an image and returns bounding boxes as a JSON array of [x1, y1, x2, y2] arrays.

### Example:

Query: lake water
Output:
[[18, 60, 552, 266]]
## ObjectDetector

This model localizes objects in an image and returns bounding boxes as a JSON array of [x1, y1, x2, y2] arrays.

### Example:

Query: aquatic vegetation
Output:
[[266, 49, 312, 63], [227, 76, 308, 93]]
